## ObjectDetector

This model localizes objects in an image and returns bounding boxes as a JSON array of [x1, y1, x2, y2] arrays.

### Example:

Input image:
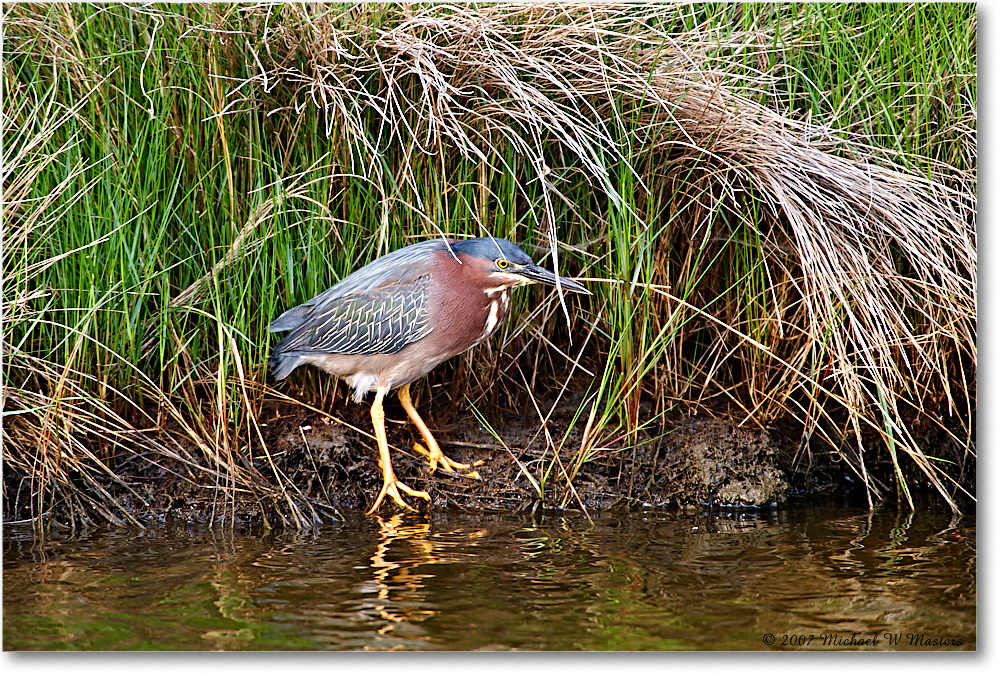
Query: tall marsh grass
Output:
[[2, 3, 975, 525]]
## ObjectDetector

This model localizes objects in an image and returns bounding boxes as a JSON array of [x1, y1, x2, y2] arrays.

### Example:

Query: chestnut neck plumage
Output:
[[427, 248, 520, 358]]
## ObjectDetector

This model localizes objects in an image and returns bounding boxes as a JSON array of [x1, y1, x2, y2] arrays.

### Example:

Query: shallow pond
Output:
[[3, 504, 974, 651]]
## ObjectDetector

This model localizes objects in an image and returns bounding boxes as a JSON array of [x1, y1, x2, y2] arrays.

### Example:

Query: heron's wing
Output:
[[268, 239, 450, 333], [271, 272, 433, 356]]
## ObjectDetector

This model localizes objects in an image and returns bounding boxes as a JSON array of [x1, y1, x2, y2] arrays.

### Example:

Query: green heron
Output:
[[268, 236, 589, 513]]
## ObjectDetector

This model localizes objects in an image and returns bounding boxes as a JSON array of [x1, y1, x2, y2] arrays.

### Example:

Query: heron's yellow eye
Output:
[[496, 258, 509, 270]]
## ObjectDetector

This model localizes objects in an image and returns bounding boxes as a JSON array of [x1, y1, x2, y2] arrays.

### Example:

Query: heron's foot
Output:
[[397, 383, 482, 479], [413, 442, 483, 479], [366, 475, 431, 515]]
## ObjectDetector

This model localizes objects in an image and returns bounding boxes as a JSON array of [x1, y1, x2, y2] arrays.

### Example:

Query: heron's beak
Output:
[[518, 264, 591, 295]]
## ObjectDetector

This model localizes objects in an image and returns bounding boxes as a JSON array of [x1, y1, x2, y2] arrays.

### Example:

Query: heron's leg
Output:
[[366, 385, 431, 515], [398, 383, 482, 479]]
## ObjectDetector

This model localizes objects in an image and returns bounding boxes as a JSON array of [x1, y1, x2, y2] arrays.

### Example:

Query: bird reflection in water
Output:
[[359, 514, 486, 649]]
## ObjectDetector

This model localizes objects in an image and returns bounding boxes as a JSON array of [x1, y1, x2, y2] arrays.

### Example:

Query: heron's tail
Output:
[[269, 353, 302, 380]]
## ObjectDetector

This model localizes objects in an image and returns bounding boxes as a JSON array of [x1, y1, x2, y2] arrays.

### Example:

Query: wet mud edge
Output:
[[7, 386, 960, 527]]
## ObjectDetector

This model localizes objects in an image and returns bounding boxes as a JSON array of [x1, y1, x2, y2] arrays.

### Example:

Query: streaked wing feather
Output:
[[273, 273, 432, 356], [268, 239, 448, 333]]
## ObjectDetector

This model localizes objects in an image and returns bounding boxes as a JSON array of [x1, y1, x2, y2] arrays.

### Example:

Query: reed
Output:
[[2, 3, 975, 525]]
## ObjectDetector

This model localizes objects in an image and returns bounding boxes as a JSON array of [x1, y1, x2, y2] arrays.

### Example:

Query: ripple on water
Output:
[[3, 506, 975, 650]]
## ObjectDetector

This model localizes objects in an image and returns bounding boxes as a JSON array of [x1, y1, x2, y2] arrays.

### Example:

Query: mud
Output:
[[3, 389, 918, 527], [255, 399, 795, 515], [176, 393, 828, 522]]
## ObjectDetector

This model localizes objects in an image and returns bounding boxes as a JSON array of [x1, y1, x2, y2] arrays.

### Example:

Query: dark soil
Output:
[[249, 397, 800, 514], [5, 384, 958, 528], [164, 401, 848, 524]]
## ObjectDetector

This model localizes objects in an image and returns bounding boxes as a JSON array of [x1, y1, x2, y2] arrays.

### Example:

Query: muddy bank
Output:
[[5, 388, 894, 529], [238, 400, 801, 514]]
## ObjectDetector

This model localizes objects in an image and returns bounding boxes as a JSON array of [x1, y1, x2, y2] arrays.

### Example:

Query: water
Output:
[[3, 505, 975, 651]]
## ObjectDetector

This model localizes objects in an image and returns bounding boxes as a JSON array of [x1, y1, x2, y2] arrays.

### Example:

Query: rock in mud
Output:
[[672, 418, 789, 507]]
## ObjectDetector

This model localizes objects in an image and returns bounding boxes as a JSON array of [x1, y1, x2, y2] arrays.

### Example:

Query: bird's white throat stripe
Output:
[[479, 286, 510, 340], [480, 287, 510, 341], [484, 298, 500, 336], [482, 276, 527, 296]]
